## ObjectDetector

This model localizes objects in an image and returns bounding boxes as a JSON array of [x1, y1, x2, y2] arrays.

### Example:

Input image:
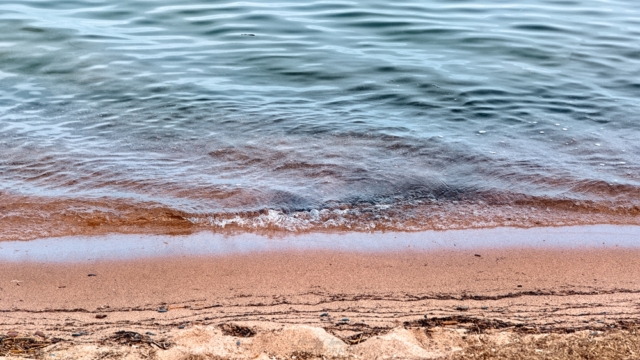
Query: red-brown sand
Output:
[[1, 230, 640, 359]]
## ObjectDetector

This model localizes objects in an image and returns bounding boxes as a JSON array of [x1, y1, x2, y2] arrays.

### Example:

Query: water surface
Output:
[[1, 0, 639, 238]]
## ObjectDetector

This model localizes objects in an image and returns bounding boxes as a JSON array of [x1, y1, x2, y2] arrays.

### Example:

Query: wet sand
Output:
[[2, 227, 640, 359]]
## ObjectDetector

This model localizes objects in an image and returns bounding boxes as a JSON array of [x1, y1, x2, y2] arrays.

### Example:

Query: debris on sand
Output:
[[218, 323, 256, 338], [104, 331, 171, 350], [1, 332, 60, 357]]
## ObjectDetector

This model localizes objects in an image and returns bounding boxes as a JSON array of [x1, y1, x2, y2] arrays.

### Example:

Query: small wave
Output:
[[1, 192, 639, 241]]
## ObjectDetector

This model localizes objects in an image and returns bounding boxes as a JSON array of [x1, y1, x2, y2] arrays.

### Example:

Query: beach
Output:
[[2, 226, 640, 359], [3, 0, 640, 358]]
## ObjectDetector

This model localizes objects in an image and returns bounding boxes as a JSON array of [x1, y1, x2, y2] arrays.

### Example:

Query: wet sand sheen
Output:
[[2, 224, 639, 262]]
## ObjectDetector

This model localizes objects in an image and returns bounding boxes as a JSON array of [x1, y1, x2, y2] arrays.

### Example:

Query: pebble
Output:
[[95, 314, 107, 319], [7, 331, 19, 338], [236, 341, 241, 346], [517, 284, 523, 288], [320, 313, 328, 317], [341, 318, 349, 322], [72, 332, 87, 337], [35, 331, 46, 338], [88, 273, 97, 277], [146, 332, 156, 336], [474, 254, 481, 257], [158, 308, 168, 313], [481, 306, 488, 310], [456, 306, 469, 311], [178, 325, 185, 329]]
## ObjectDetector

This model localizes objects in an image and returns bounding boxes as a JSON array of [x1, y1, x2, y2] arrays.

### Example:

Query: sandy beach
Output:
[[2, 226, 640, 359]]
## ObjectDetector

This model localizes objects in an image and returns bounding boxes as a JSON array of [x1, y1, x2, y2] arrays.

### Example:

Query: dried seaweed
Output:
[[218, 323, 256, 338], [0, 334, 60, 357], [452, 327, 640, 360], [324, 323, 390, 345], [105, 331, 171, 350], [404, 316, 640, 335]]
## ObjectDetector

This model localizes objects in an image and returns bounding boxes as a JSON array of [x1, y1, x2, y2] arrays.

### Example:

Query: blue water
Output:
[[0, 0, 639, 237]]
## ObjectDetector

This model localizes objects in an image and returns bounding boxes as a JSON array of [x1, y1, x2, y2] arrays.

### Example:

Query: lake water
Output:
[[1, 0, 639, 238]]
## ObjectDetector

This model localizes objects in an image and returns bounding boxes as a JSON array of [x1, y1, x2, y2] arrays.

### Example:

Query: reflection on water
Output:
[[0, 0, 639, 238], [1, 225, 638, 263]]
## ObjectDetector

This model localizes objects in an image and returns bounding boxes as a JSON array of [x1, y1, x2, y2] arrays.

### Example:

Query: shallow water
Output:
[[1, 0, 639, 237]]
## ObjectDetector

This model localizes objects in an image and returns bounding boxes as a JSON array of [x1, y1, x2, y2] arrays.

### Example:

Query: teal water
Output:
[[1, 0, 639, 233]]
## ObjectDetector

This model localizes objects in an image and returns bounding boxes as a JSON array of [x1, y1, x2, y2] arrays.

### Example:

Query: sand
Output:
[[1, 228, 640, 359]]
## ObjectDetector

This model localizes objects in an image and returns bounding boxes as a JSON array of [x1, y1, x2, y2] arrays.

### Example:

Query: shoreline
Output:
[[3, 193, 640, 242], [2, 226, 640, 358]]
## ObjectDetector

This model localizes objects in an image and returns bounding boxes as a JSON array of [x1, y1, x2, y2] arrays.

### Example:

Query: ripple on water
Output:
[[0, 0, 639, 238]]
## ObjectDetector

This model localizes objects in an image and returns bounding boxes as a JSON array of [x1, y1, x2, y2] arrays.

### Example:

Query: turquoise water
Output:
[[1, 0, 639, 234]]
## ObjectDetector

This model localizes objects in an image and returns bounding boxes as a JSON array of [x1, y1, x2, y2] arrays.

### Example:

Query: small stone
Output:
[[320, 312, 328, 317], [456, 306, 469, 311], [95, 314, 107, 319], [481, 306, 488, 310], [35, 331, 46, 338], [72, 332, 86, 337], [88, 274, 97, 277], [146, 332, 156, 336], [178, 325, 185, 329], [158, 308, 168, 313], [236, 341, 241, 346], [474, 254, 481, 257], [7, 331, 19, 338], [517, 284, 523, 288], [341, 318, 349, 322]]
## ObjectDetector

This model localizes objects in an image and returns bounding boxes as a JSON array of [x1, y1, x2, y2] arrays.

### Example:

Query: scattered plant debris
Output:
[[1, 333, 61, 357], [105, 331, 170, 350], [218, 323, 256, 338]]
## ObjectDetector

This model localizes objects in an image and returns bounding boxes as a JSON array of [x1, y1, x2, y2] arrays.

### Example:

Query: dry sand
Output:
[[1, 230, 640, 359]]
